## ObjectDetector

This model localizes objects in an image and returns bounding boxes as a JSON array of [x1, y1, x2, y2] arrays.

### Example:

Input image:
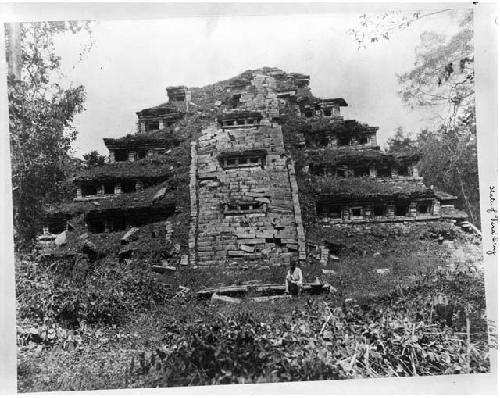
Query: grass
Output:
[[16, 222, 487, 392]]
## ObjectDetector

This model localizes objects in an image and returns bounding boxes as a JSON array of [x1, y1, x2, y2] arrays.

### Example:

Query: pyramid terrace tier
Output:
[[103, 133, 180, 162], [297, 97, 348, 118], [166, 86, 190, 102], [136, 103, 184, 133], [309, 177, 464, 224], [72, 160, 174, 200], [217, 111, 264, 129], [44, 182, 177, 233], [315, 196, 441, 224], [74, 160, 172, 182], [84, 202, 176, 234], [304, 149, 421, 179], [310, 177, 433, 199], [74, 177, 170, 200], [298, 119, 380, 149]]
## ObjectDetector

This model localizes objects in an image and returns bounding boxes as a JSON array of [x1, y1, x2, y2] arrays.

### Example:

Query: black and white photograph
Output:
[[0, 2, 497, 394]]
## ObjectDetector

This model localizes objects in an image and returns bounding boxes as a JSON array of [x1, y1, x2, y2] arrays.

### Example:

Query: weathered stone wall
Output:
[[188, 141, 198, 266], [192, 123, 302, 266], [238, 73, 280, 120]]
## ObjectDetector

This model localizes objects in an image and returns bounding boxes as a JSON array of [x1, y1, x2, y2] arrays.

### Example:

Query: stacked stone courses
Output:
[[193, 123, 303, 266]]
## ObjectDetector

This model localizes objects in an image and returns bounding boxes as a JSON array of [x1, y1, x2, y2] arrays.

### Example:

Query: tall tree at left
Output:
[[5, 21, 92, 249]]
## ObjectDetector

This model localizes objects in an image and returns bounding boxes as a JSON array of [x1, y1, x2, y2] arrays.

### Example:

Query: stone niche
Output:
[[166, 86, 190, 103], [44, 214, 69, 235], [75, 179, 151, 200], [85, 203, 176, 234], [217, 111, 263, 130], [223, 200, 267, 216], [333, 132, 377, 148], [316, 197, 439, 224], [299, 98, 347, 119], [136, 104, 182, 133], [219, 149, 267, 169]]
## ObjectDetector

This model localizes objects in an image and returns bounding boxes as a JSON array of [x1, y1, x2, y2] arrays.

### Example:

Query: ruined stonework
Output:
[[188, 141, 198, 266], [191, 123, 305, 266], [38, 66, 473, 265]]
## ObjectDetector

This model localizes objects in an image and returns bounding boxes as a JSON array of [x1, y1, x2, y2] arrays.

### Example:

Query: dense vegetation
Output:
[[16, 242, 490, 391], [7, 22, 91, 249]]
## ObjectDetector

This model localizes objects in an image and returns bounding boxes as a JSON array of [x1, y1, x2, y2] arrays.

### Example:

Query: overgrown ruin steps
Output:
[[189, 122, 306, 266]]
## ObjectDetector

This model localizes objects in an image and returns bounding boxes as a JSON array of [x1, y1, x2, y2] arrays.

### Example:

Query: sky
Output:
[[53, 8, 468, 157]]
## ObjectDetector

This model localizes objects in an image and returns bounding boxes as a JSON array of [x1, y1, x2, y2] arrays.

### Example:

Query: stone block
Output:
[[236, 233, 255, 239], [153, 187, 167, 202], [211, 293, 242, 304], [180, 255, 189, 266], [54, 230, 67, 246], [152, 262, 177, 273], [121, 227, 140, 245], [240, 244, 255, 253], [228, 250, 245, 256], [237, 238, 265, 245]]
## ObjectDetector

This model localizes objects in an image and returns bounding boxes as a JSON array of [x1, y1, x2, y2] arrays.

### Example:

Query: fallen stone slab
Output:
[[250, 295, 291, 302], [375, 268, 390, 275], [121, 227, 139, 245], [211, 293, 242, 304], [179, 255, 189, 266], [197, 285, 249, 299], [54, 230, 67, 246], [255, 284, 286, 295], [153, 187, 167, 202], [152, 265, 177, 274], [197, 282, 332, 300], [240, 244, 255, 253]]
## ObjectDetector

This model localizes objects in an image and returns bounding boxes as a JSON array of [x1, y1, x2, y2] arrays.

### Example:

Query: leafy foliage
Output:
[[16, 228, 489, 391], [7, 21, 91, 248], [16, 254, 173, 346], [397, 11, 474, 126], [362, 9, 479, 226], [347, 10, 452, 48], [416, 112, 480, 226], [126, 267, 488, 387], [386, 127, 418, 152], [83, 150, 106, 167], [386, 111, 480, 226]]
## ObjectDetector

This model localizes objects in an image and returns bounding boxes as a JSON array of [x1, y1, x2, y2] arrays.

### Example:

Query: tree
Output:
[[397, 11, 478, 226], [350, 9, 479, 226], [386, 127, 417, 152], [7, 21, 92, 248], [83, 150, 106, 167], [397, 11, 474, 127], [416, 107, 480, 225]]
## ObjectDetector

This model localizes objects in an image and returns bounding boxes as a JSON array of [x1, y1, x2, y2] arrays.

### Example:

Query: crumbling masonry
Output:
[[190, 122, 306, 266], [39, 67, 470, 267]]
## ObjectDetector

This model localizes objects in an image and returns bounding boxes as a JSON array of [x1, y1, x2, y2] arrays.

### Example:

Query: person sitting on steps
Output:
[[285, 258, 303, 296]]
